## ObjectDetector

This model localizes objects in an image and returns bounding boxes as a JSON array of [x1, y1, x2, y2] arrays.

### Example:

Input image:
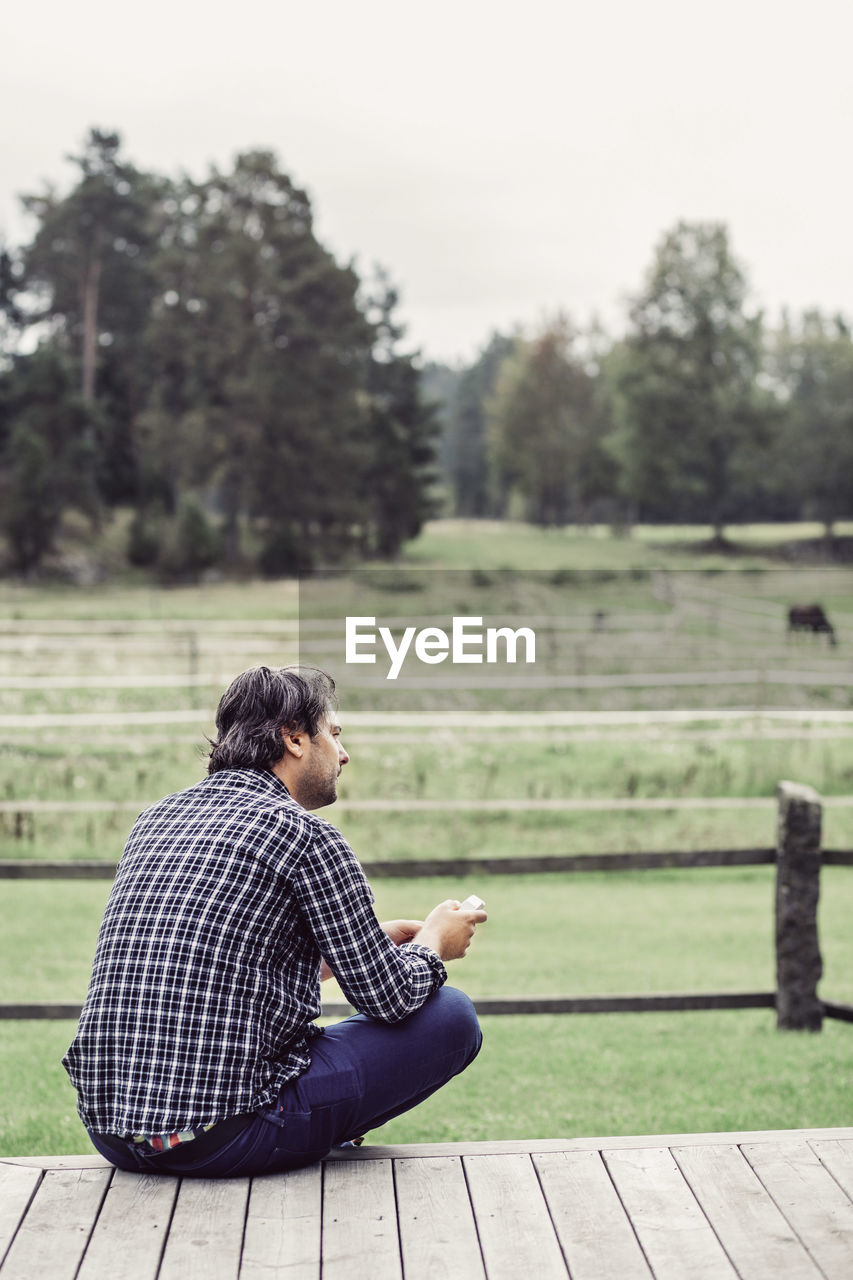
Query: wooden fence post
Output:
[[775, 781, 823, 1031]]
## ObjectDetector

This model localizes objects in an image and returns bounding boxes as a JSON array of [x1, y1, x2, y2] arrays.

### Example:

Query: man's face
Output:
[[295, 707, 349, 810]]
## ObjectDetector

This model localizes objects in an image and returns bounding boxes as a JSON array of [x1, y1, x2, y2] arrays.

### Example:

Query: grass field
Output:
[[1, 520, 852, 1156], [4, 730, 853, 810], [3, 1011, 851, 1157], [3, 868, 852, 1156], [5, 870, 853, 1008], [6, 730, 853, 864], [404, 519, 853, 571]]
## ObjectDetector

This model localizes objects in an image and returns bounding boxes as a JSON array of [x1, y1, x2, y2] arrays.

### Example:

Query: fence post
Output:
[[775, 781, 823, 1031]]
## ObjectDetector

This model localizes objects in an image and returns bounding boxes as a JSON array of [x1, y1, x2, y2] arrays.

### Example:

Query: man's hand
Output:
[[380, 918, 424, 946], [411, 899, 487, 962]]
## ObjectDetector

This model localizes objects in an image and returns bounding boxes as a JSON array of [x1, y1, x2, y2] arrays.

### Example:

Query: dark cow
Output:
[[787, 604, 837, 646]]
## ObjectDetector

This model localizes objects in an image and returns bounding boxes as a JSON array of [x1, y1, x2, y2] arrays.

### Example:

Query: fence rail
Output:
[[0, 993, 781, 1022], [4, 847, 853, 879], [7, 993, 853, 1022], [0, 668, 848, 691]]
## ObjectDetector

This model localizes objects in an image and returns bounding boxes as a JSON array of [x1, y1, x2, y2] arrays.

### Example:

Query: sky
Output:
[[3, 0, 852, 365]]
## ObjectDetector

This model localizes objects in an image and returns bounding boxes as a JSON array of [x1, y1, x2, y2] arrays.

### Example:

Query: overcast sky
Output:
[[4, 0, 852, 364]]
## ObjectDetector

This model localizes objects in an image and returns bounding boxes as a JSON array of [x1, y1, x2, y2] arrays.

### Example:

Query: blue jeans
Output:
[[88, 986, 481, 1178]]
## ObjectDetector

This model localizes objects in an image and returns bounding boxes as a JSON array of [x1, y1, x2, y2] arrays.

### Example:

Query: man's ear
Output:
[[280, 727, 305, 759]]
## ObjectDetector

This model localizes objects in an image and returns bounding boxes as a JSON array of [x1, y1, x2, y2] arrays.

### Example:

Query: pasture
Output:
[[1, 523, 852, 1156], [404, 518, 853, 570], [3, 867, 853, 1155]]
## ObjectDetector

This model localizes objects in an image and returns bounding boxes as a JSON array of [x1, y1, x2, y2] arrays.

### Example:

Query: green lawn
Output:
[[5, 870, 851, 1010], [0, 577, 300, 621], [3, 1011, 850, 1158], [5, 731, 853, 808], [403, 518, 853, 572], [373, 1012, 853, 1144], [2, 866, 851, 1156], [4, 728, 853, 864], [3, 801, 842, 866]]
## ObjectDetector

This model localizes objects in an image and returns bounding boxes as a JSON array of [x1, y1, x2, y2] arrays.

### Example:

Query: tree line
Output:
[[1, 131, 851, 578], [430, 224, 853, 541], [0, 130, 438, 576]]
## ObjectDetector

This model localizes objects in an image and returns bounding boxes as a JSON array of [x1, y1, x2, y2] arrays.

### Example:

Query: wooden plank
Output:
[[0, 1164, 41, 1265], [811, 1137, 853, 1199], [0, 1167, 112, 1280], [240, 1164, 322, 1279], [463, 1153, 567, 1280], [158, 1178, 250, 1280], [76, 1171, 179, 1280], [0, 991, 778, 1020], [359, 849, 776, 877], [0, 1004, 83, 1020], [322, 1126, 853, 1161], [604, 1147, 736, 1278], [0, 861, 117, 879], [0, 1155, 113, 1170], [321, 1159, 401, 1280], [5, 1129, 853, 1178], [0, 849, 778, 878], [743, 1140, 853, 1277], [4, 1127, 853, 1170], [533, 1150, 651, 1279], [464, 993, 776, 1016], [2, 846, 851, 880], [0, 795, 784, 813], [674, 1144, 821, 1278], [394, 1156, 485, 1280], [822, 850, 853, 866], [823, 1001, 853, 1023], [0, 801, 144, 813]]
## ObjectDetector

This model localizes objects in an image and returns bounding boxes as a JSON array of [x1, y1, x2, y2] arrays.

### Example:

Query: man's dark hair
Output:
[[207, 666, 337, 775]]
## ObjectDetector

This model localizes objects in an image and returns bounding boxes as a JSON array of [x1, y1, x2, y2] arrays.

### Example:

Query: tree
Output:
[[1, 133, 448, 577], [359, 272, 441, 557], [442, 333, 518, 517], [18, 129, 160, 506], [419, 360, 460, 505], [486, 316, 610, 526], [0, 347, 100, 572], [611, 222, 770, 536], [20, 129, 159, 401], [769, 310, 853, 538], [138, 149, 377, 570], [0, 240, 25, 365]]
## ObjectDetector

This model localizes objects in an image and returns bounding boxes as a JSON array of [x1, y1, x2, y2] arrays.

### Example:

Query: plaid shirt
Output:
[[63, 769, 446, 1136]]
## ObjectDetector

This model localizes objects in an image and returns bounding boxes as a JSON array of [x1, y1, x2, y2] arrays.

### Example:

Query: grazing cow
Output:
[[787, 604, 837, 646]]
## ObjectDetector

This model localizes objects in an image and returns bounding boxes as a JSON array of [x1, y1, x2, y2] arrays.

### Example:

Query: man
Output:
[[63, 665, 486, 1177]]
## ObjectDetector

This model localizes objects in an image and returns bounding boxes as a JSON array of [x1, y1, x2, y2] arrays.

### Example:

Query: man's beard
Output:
[[299, 764, 339, 810]]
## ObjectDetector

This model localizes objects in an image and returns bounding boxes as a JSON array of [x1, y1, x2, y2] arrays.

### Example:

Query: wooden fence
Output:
[[2, 781, 851, 1030]]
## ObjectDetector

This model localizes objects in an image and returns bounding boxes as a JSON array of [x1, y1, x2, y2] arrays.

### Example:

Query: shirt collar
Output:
[[206, 768, 292, 801]]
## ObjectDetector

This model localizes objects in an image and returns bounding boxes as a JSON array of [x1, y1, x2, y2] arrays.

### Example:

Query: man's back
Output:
[[64, 769, 333, 1135]]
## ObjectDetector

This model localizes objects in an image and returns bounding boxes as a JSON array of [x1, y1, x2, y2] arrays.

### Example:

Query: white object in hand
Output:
[[460, 894, 485, 911]]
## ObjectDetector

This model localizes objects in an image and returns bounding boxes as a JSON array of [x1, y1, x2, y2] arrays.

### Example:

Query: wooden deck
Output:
[[2, 1128, 853, 1278]]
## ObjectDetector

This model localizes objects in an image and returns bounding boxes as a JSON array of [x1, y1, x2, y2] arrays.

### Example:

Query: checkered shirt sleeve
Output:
[[283, 816, 446, 1022]]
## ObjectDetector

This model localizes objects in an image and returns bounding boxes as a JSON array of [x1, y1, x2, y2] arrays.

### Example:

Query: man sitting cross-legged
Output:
[[63, 665, 486, 1177]]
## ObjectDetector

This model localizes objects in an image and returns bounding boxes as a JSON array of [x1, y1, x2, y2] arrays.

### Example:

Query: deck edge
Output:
[[5, 1126, 853, 1169]]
